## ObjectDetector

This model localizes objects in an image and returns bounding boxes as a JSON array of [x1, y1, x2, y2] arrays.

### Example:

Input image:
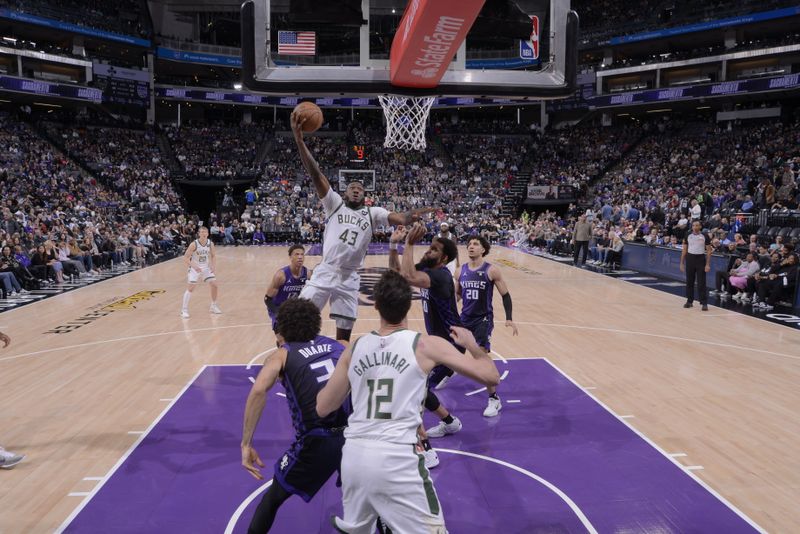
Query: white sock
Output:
[[182, 290, 192, 310]]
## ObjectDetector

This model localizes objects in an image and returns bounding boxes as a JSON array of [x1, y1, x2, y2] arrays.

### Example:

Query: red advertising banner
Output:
[[389, 0, 485, 89]]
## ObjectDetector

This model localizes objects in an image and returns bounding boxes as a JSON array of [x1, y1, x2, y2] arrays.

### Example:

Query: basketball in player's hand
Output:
[[293, 102, 323, 133]]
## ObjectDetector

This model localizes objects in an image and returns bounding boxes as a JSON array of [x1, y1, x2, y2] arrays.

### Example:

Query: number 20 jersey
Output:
[[321, 189, 389, 272], [282, 335, 349, 435], [345, 330, 428, 445]]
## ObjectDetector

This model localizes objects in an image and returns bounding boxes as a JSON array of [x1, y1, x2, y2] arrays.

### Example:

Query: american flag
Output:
[[277, 31, 316, 55]]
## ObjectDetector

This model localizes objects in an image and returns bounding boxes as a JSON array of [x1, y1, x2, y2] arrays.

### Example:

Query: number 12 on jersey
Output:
[[366, 378, 393, 419]]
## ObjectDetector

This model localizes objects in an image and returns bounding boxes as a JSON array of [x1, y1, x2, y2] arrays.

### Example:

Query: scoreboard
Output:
[[349, 144, 367, 164], [93, 63, 149, 106]]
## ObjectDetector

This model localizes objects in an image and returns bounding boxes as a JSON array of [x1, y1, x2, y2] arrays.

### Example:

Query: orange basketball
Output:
[[293, 101, 323, 133]]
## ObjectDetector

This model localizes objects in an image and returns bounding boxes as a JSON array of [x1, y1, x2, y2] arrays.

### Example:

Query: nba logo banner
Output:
[[519, 15, 540, 60]]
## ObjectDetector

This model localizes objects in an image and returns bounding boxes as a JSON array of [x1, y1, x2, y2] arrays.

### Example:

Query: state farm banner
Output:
[[389, 0, 485, 89]]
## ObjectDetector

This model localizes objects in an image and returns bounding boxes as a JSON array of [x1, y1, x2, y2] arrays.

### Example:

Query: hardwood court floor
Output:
[[0, 246, 798, 533]]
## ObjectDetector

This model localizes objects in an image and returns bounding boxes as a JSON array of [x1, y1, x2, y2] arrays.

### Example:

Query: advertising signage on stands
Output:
[[0, 75, 102, 103], [0, 8, 150, 47], [588, 74, 800, 108]]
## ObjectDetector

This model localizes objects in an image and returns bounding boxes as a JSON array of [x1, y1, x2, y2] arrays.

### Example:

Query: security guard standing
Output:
[[680, 220, 713, 311]]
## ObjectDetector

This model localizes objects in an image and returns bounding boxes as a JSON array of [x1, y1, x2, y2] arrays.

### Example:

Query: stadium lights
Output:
[[696, 106, 711, 110], [646, 108, 671, 113], [233, 83, 243, 90], [2, 36, 16, 43], [33, 102, 61, 107]]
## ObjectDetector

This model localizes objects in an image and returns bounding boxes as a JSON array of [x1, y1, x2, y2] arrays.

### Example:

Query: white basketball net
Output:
[[378, 95, 435, 151]]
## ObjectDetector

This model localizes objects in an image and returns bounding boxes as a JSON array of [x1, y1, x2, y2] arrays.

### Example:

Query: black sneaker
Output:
[[683, 302, 693, 308], [701, 304, 708, 311]]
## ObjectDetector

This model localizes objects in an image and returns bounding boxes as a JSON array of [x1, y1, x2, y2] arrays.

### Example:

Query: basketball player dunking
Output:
[[317, 270, 499, 534], [181, 226, 221, 318], [456, 236, 518, 417], [290, 112, 432, 341], [241, 298, 349, 533], [265, 244, 312, 333]]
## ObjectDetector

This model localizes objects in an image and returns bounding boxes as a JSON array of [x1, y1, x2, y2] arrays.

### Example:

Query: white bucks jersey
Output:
[[322, 189, 389, 272], [192, 239, 211, 265], [345, 330, 428, 444]]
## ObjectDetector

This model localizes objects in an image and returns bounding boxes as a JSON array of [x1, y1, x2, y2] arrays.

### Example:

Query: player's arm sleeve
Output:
[[321, 188, 344, 219]]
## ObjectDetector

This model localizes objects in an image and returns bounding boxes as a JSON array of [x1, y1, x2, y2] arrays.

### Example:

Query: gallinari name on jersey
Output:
[[353, 351, 412, 376], [298, 343, 334, 359], [337, 211, 370, 231]]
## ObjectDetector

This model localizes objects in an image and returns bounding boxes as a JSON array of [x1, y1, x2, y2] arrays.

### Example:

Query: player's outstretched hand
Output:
[[390, 225, 407, 244], [505, 320, 519, 336], [449, 326, 477, 351], [405, 222, 426, 245], [242, 445, 265, 480], [290, 112, 305, 140], [408, 207, 437, 223]]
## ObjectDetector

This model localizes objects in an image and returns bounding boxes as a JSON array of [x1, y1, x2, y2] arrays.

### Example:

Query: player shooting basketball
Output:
[[290, 110, 433, 341]]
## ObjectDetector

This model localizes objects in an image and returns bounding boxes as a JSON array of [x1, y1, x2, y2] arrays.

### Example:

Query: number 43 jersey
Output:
[[282, 335, 349, 434], [345, 330, 428, 445], [321, 189, 389, 272]]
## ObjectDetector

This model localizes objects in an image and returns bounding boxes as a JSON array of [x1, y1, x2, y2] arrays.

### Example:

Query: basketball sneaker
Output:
[[210, 303, 222, 314], [181, 309, 190, 318], [483, 396, 502, 418], [423, 448, 439, 469], [0, 448, 25, 469], [426, 417, 462, 438]]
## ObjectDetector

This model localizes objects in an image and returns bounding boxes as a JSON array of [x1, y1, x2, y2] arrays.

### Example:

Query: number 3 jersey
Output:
[[345, 330, 428, 445], [282, 335, 349, 435], [321, 188, 389, 272]]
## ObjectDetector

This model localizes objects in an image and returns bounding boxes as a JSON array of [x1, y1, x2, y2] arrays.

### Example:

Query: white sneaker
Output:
[[426, 416, 462, 438], [0, 448, 25, 469], [19, 288, 29, 294], [483, 396, 502, 418], [709, 290, 720, 296], [181, 309, 190, 318], [423, 448, 439, 469], [433, 375, 451, 390], [719, 291, 729, 298], [210, 303, 222, 314]]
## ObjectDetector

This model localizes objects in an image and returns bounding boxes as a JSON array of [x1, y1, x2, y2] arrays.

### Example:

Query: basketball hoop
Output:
[[378, 95, 435, 151]]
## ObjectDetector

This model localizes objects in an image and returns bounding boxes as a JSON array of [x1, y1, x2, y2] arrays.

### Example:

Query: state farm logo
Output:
[[411, 16, 465, 80]]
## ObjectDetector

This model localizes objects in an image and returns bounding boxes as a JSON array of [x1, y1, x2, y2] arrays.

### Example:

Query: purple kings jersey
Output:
[[459, 262, 494, 321], [270, 266, 308, 326]]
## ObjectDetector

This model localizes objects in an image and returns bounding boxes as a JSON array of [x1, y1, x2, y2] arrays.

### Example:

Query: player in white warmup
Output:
[[181, 226, 221, 318], [291, 111, 431, 341], [317, 270, 500, 533]]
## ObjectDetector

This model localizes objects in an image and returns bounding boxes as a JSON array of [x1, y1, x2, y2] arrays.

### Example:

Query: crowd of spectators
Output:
[[49, 124, 182, 217], [509, 116, 799, 305], [0, 113, 195, 296], [164, 123, 266, 179]]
